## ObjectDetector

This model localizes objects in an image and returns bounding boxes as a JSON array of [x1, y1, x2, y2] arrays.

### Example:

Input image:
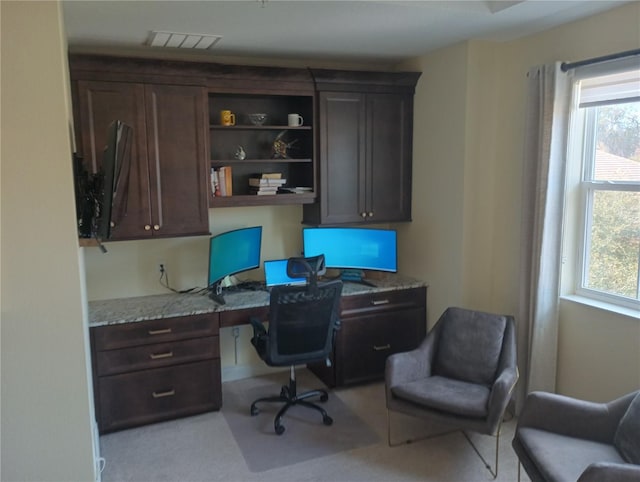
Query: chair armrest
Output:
[[385, 328, 436, 388], [249, 316, 267, 337], [518, 391, 621, 443], [486, 365, 518, 434], [577, 462, 640, 482]]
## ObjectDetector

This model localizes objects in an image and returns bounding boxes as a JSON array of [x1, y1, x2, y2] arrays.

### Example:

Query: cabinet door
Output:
[[366, 93, 413, 222], [336, 307, 425, 385], [145, 84, 210, 238], [75, 80, 153, 239], [318, 91, 367, 224]]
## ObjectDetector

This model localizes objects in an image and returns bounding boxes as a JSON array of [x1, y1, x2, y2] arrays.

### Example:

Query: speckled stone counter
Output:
[[88, 274, 426, 327]]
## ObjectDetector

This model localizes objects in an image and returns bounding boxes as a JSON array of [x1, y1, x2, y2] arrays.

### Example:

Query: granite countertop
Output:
[[88, 274, 426, 327]]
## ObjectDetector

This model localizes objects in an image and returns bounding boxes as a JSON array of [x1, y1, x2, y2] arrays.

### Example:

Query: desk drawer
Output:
[[341, 287, 426, 318], [98, 359, 221, 433], [336, 306, 425, 385], [94, 314, 218, 351], [96, 336, 219, 376]]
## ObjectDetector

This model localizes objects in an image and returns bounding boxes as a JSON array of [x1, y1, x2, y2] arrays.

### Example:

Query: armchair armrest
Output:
[[386, 328, 436, 388], [486, 365, 518, 433], [577, 462, 640, 482], [518, 392, 622, 443]]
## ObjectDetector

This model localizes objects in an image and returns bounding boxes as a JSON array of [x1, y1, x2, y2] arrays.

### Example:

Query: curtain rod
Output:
[[561, 48, 640, 72]]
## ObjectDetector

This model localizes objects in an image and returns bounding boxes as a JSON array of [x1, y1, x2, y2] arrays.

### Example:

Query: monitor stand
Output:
[[208, 283, 226, 305], [340, 269, 376, 287]]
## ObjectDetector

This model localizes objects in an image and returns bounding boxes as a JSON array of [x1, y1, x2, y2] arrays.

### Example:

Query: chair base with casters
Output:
[[250, 365, 333, 435]]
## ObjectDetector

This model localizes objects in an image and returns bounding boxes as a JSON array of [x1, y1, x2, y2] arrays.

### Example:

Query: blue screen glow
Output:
[[208, 226, 262, 286], [264, 259, 306, 287], [302, 227, 397, 272]]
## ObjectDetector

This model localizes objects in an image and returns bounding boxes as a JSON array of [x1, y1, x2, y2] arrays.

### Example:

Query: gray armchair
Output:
[[385, 307, 518, 478], [512, 390, 640, 482]]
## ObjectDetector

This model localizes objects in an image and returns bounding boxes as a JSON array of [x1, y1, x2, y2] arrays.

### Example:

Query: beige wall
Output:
[[400, 2, 639, 401], [1, 2, 97, 480]]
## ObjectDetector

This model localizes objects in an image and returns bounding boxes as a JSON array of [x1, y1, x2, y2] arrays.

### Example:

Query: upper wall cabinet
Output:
[[303, 69, 421, 225], [71, 58, 210, 240]]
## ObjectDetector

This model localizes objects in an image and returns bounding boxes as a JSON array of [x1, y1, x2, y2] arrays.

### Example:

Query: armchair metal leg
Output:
[[462, 430, 499, 479]]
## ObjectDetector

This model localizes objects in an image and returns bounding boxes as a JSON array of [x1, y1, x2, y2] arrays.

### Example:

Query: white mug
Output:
[[288, 113, 304, 127]]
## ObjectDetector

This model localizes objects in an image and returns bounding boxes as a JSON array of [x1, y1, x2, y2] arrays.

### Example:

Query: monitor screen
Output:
[[208, 226, 262, 287], [264, 259, 306, 287], [302, 227, 397, 272]]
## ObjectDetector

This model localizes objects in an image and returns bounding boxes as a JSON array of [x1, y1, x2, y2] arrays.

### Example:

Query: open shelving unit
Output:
[[208, 93, 315, 208]]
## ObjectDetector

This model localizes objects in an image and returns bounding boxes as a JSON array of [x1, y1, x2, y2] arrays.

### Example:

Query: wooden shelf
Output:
[[211, 158, 312, 164], [210, 193, 315, 207], [209, 125, 312, 131], [79, 237, 99, 247]]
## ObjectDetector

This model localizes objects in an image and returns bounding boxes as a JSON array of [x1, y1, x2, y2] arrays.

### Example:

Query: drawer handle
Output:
[[371, 299, 390, 306], [149, 351, 173, 360], [373, 344, 391, 351], [152, 389, 175, 399], [148, 328, 172, 335]]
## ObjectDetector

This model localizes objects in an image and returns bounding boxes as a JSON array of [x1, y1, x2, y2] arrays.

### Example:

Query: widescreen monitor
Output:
[[302, 227, 397, 273], [208, 226, 262, 303]]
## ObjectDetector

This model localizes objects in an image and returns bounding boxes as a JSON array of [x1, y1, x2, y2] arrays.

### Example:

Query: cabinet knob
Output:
[[360, 212, 367, 218], [367, 212, 373, 217], [110, 221, 115, 228], [153, 224, 160, 231], [144, 225, 151, 231]]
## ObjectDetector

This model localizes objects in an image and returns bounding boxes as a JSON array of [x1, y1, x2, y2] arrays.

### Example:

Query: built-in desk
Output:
[[88, 275, 427, 433]]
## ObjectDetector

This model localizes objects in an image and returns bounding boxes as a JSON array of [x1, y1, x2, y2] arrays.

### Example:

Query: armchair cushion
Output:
[[391, 375, 490, 418], [614, 392, 640, 464], [434, 308, 506, 386], [518, 428, 626, 482]]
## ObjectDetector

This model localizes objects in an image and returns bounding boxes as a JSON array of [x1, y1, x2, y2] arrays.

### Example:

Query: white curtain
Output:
[[516, 62, 572, 412]]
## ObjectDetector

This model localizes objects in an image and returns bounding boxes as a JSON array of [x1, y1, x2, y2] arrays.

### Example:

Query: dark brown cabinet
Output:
[[303, 70, 420, 225], [309, 286, 427, 387], [90, 314, 221, 433], [73, 78, 210, 240]]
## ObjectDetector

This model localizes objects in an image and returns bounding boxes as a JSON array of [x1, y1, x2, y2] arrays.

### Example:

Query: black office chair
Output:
[[249, 255, 343, 435]]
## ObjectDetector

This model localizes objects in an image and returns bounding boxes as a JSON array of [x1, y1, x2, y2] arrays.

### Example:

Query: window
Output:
[[567, 66, 640, 310]]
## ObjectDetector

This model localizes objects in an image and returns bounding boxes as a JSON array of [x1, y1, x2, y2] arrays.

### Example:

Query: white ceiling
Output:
[[62, 0, 631, 64]]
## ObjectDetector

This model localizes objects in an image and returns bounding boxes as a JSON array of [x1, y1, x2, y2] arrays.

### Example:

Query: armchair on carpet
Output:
[[249, 255, 343, 435], [385, 306, 518, 478], [512, 390, 640, 482]]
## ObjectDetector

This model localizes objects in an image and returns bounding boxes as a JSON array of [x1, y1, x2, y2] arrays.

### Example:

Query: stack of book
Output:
[[248, 173, 286, 195]]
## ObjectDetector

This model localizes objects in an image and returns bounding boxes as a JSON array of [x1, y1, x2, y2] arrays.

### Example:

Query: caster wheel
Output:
[[320, 393, 328, 402], [251, 405, 259, 416], [275, 424, 285, 435], [323, 415, 333, 426]]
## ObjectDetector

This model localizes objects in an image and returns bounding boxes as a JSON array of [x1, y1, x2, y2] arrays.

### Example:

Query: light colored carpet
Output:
[[221, 370, 379, 472], [99, 373, 531, 482]]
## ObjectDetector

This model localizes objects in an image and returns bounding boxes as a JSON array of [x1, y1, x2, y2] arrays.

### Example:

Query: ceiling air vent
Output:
[[148, 31, 222, 50]]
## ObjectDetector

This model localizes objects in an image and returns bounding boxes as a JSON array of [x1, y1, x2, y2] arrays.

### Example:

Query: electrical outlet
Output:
[[232, 326, 240, 337]]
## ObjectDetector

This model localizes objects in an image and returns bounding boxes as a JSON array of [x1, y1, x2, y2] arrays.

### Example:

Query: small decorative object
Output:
[[247, 113, 268, 126], [272, 131, 298, 159], [234, 145, 246, 160]]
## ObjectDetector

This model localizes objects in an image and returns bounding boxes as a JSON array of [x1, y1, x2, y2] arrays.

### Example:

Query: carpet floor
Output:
[[99, 371, 531, 482]]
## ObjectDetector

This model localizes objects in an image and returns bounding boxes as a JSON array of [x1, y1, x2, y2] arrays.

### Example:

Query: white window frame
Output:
[[564, 61, 640, 313]]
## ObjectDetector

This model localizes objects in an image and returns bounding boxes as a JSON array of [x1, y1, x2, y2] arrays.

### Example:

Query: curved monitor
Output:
[[302, 227, 397, 273], [208, 226, 262, 290]]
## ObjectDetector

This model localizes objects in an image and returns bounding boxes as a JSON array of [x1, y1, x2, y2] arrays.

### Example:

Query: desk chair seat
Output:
[[249, 256, 342, 435]]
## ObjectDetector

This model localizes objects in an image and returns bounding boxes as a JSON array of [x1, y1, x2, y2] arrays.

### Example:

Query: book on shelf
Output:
[[210, 168, 221, 197], [215, 166, 233, 196], [248, 177, 287, 187], [278, 186, 313, 194], [249, 186, 279, 195], [252, 172, 282, 179]]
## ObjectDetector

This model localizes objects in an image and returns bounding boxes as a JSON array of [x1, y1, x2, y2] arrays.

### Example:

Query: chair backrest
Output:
[[433, 307, 512, 386], [265, 278, 343, 367]]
